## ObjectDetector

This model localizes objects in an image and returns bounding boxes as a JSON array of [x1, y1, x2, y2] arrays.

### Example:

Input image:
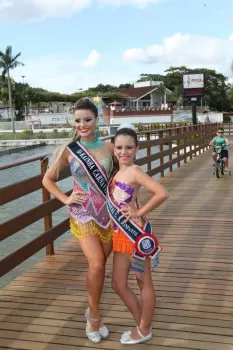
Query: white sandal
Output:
[[85, 308, 109, 343], [120, 326, 152, 345]]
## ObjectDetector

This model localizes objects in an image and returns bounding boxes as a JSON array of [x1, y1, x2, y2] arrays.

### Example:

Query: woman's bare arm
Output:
[[42, 148, 85, 205]]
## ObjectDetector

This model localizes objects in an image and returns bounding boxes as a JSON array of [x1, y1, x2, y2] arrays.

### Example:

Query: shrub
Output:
[[37, 131, 45, 139], [69, 128, 75, 138], [59, 129, 69, 138], [223, 115, 231, 122], [51, 128, 59, 138], [21, 129, 33, 139]]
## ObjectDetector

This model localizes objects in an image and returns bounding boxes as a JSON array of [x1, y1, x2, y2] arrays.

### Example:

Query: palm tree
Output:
[[0, 46, 24, 132], [173, 84, 183, 107]]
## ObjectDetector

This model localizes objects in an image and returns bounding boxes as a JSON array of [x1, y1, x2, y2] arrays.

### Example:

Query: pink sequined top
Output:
[[67, 139, 113, 229]]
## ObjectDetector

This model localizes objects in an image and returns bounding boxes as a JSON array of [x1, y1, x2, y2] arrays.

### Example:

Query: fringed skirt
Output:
[[70, 216, 112, 243]]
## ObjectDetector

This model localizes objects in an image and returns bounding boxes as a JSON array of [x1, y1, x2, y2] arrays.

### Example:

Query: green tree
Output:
[[172, 84, 183, 106], [102, 91, 129, 103], [227, 86, 233, 107], [156, 83, 166, 104], [140, 66, 231, 111], [86, 84, 117, 94], [138, 73, 165, 82], [118, 83, 133, 88], [0, 77, 8, 105], [0, 46, 24, 132]]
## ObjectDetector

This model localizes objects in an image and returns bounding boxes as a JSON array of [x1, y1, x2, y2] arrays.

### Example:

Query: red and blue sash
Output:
[[106, 179, 161, 261]]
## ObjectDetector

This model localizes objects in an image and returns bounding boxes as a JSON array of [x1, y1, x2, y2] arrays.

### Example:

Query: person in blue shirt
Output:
[[209, 127, 230, 172]]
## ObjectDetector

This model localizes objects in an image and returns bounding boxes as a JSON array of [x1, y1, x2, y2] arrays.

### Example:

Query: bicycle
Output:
[[212, 145, 231, 178]]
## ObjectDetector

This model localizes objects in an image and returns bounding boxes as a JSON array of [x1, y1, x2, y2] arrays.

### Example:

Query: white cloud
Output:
[[123, 33, 233, 76], [83, 50, 100, 67], [11, 53, 130, 93], [229, 33, 233, 41], [0, 0, 164, 20], [99, 0, 163, 7]]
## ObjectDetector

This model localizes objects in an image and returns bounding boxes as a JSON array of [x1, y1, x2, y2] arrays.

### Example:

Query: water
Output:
[[0, 143, 172, 289]]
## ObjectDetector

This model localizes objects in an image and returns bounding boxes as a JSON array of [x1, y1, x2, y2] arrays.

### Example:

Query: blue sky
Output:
[[0, 0, 233, 93]]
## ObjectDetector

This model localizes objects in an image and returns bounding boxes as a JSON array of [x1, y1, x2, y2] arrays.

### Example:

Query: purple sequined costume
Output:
[[110, 179, 142, 254]]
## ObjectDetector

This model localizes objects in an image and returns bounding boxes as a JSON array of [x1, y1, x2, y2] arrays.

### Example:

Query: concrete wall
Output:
[[26, 113, 70, 125], [0, 113, 72, 130], [0, 121, 29, 131], [110, 115, 172, 124]]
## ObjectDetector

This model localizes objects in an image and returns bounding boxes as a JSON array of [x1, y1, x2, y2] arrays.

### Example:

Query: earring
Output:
[[94, 130, 99, 141]]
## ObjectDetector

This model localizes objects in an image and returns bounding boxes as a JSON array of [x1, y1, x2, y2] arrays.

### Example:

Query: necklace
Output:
[[80, 138, 102, 148]]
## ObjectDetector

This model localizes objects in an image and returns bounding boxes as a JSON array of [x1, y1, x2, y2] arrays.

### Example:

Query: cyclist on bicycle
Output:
[[209, 127, 230, 172]]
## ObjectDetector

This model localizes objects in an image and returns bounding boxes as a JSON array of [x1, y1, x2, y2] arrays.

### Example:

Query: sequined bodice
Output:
[[111, 180, 136, 207], [70, 141, 112, 187], [110, 179, 142, 230], [67, 140, 113, 228]]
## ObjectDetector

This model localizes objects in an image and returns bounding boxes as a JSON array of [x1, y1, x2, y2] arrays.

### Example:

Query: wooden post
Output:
[[202, 125, 205, 153], [197, 125, 200, 155], [169, 129, 173, 172], [189, 125, 193, 160], [194, 125, 197, 157], [159, 130, 164, 177], [201, 125, 205, 153], [147, 132, 151, 172], [184, 126, 187, 163], [41, 157, 54, 256], [177, 128, 181, 167], [203, 124, 207, 152]]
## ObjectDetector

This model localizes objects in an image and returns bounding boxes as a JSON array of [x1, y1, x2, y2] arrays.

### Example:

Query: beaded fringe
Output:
[[112, 230, 134, 254], [70, 216, 112, 243]]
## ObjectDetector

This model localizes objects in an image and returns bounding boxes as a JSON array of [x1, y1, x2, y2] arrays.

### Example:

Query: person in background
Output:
[[209, 127, 230, 172]]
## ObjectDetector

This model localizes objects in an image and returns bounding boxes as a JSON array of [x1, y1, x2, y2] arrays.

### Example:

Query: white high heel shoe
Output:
[[85, 308, 109, 343]]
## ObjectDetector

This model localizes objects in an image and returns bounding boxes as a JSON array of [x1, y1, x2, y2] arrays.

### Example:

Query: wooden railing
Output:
[[0, 123, 221, 278], [223, 122, 233, 136]]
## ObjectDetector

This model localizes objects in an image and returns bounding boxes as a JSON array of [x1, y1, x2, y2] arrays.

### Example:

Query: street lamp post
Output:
[[22, 75, 26, 119]]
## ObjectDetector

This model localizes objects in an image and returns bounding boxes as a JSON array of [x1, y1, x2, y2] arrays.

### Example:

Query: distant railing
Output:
[[223, 122, 233, 136], [0, 123, 221, 278]]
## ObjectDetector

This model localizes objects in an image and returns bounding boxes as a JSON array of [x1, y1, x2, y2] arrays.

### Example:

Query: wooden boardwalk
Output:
[[1, 146, 233, 350]]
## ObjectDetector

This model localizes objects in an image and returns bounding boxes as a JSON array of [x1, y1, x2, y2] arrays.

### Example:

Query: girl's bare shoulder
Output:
[[104, 141, 114, 154], [131, 164, 143, 176], [125, 165, 142, 183]]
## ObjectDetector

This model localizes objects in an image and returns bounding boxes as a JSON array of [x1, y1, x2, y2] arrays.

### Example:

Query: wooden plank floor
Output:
[[1, 146, 233, 350]]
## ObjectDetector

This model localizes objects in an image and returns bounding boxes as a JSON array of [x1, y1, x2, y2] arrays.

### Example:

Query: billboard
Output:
[[183, 73, 204, 89]]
